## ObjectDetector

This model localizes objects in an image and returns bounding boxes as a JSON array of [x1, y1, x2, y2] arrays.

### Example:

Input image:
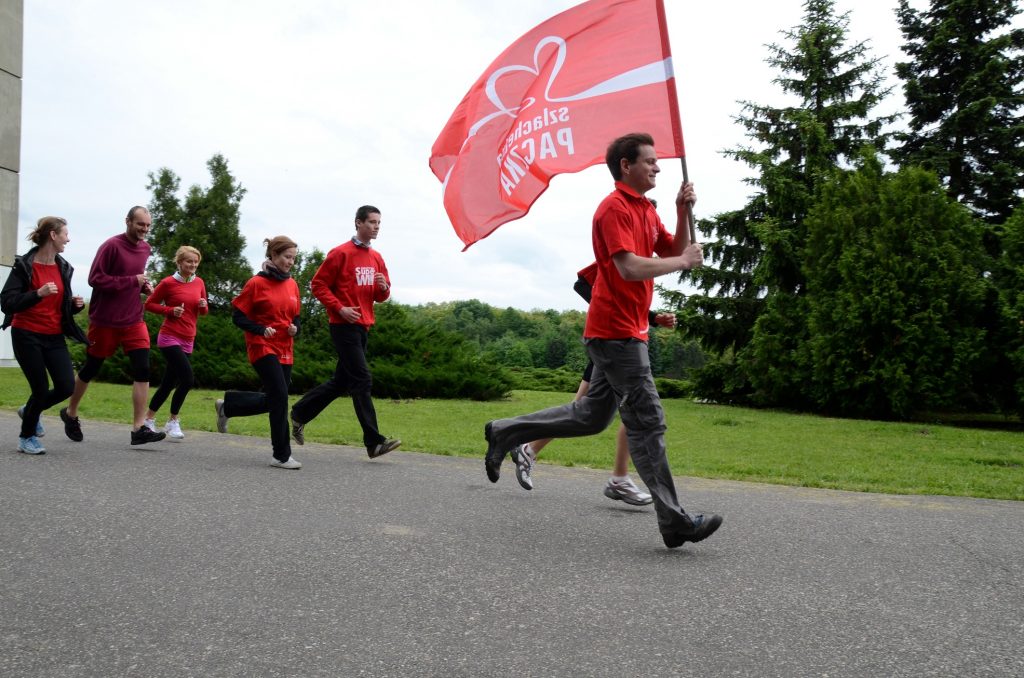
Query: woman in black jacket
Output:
[[1, 216, 88, 454]]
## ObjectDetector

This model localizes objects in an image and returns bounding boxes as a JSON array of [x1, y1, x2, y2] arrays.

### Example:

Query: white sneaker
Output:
[[143, 418, 158, 433], [269, 456, 301, 470], [164, 418, 185, 440]]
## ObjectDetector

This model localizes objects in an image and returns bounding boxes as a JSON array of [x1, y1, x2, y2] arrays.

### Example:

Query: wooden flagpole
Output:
[[680, 157, 697, 245]]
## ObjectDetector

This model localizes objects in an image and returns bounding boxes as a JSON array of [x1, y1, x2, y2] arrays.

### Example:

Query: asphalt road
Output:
[[1, 410, 1022, 677]]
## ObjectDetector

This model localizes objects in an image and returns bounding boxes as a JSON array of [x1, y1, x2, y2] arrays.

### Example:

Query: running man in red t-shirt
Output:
[[288, 205, 400, 459], [510, 261, 676, 504], [483, 133, 724, 549]]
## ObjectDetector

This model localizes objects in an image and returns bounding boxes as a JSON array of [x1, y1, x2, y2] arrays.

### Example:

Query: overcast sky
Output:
[[16, 0, 999, 311]]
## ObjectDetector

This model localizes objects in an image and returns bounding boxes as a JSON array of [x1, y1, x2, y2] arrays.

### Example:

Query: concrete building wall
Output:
[[1, 0, 24, 366]]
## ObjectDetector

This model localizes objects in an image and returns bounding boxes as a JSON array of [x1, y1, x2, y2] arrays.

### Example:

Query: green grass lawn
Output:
[[2, 369, 1021, 500]]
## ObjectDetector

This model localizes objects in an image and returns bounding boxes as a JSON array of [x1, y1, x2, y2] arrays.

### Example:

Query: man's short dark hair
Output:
[[125, 205, 149, 222], [355, 205, 381, 222], [605, 133, 655, 181]]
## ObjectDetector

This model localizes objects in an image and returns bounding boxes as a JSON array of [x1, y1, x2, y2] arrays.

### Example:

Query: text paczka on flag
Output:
[[429, 0, 685, 250]]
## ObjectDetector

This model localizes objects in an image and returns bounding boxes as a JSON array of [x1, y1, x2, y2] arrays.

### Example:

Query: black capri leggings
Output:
[[148, 345, 194, 415], [78, 348, 150, 383]]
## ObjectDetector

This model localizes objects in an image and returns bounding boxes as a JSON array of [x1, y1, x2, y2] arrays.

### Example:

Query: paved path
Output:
[[1, 411, 1022, 677]]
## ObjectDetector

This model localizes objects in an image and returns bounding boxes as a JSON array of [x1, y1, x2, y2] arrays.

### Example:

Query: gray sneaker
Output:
[[291, 418, 305, 445], [603, 477, 653, 506], [214, 399, 228, 434], [510, 443, 535, 490], [270, 456, 302, 470]]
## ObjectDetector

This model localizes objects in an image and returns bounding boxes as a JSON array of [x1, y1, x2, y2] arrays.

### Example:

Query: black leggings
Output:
[[11, 328, 76, 439], [148, 345, 194, 415], [222, 355, 293, 462]]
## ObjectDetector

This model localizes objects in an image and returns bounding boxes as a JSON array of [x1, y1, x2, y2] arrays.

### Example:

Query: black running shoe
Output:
[[662, 513, 723, 548], [291, 417, 305, 445], [131, 427, 166, 446], [60, 407, 83, 442], [484, 421, 509, 483], [368, 438, 400, 458]]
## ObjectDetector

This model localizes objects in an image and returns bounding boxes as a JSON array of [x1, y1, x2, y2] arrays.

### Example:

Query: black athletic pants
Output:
[[290, 323, 384, 450], [11, 327, 75, 439], [223, 354, 292, 462]]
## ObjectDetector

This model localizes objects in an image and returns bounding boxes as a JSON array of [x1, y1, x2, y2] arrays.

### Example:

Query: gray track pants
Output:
[[488, 338, 693, 536]]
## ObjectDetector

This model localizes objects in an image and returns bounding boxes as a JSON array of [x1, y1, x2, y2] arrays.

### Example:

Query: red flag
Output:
[[430, 0, 684, 250]]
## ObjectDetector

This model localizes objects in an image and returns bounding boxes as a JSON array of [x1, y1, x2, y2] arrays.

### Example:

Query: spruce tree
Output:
[[671, 0, 894, 405], [892, 0, 1024, 224]]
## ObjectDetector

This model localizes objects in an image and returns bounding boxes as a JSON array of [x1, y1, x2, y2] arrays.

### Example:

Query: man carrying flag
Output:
[[484, 133, 723, 548]]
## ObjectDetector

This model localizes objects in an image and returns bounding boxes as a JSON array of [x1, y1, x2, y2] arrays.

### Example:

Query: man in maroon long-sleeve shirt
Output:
[[62, 206, 166, 446]]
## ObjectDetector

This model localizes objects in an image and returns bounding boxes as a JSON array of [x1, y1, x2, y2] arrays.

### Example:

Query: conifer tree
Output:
[[989, 204, 1024, 416], [804, 152, 987, 419], [892, 0, 1024, 224], [671, 0, 894, 405]]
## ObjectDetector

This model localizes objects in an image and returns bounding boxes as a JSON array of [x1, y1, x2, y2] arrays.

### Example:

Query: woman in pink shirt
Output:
[[143, 246, 208, 439]]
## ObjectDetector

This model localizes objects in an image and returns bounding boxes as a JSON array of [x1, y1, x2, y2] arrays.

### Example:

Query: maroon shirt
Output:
[[87, 234, 151, 328]]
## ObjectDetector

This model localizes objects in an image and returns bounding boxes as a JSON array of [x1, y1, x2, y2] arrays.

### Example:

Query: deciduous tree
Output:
[[146, 154, 251, 308]]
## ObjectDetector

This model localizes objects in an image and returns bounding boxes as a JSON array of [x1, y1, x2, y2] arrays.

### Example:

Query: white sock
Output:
[[610, 474, 629, 484]]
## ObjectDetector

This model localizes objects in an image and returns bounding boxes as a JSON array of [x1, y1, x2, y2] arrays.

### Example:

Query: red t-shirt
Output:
[[232, 275, 301, 365], [578, 262, 598, 287], [311, 240, 391, 328], [12, 262, 63, 335], [145, 275, 209, 341], [584, 182, 673, 341]]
